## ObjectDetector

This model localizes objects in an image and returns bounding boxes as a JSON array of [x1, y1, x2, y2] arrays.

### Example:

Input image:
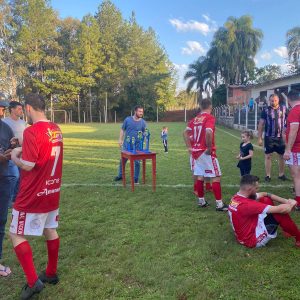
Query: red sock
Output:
[[46, 238, 60, 277], [295, 196, 300, 206], [273, 213, 300, 241], [205, 182, 212, 190], [196, 180, 204, 198], [14, 241, 38, 288], [212, 182, 222, 201], [193, 181, 197, 195]]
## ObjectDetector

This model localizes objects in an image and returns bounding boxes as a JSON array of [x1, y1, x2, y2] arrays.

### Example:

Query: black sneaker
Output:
[[216, 204, 228, 212], [114, 176, 122, 181], [278, 175, 288, 181], [198, 201, 209, 208], [265, 176, 271, 182], [20, 279, 44, 300], [39, 271, 59, 285]]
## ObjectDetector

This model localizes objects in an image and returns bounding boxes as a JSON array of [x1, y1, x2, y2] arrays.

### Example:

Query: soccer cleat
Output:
[[216, 204, 228, 212], [278, 175, 288, 181], [265, 176, 271, 182], [39, 271, 59, 285], [198, 201, 209, 208], [20, 279, 44, 300], [114, 176, 122, 181]]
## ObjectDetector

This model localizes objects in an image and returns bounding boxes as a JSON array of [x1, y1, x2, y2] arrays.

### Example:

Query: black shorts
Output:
[[264, 137, 285, 155]]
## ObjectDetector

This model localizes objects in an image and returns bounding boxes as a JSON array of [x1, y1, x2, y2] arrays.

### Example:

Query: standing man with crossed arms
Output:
[[183, 98, 227, 211], [284, 90, 300, 209], [10, 94, 63, 300]]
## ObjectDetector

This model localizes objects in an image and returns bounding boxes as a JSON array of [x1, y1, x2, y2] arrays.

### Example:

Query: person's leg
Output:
[[134, 160, 140, 183], [289, 165, 300, 206], [116, 157, 128, 179], [211, 176, 226, 209], [204, 177, 212, 191], [165, 140, 168, 152], [43, 228, 59, 278], [196, 175, 207, 206], [278, 154, 285, 177], [265, 153, 272, 178]]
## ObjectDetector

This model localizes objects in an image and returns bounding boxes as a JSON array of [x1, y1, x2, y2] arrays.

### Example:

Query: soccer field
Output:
[[2, 123, 299, 300]]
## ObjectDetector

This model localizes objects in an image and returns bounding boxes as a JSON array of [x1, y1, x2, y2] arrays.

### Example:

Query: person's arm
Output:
[[239, 150, 253, 160], [205, 129, 213, 155], [118, 128, 125, 148], [283, 123, 299, 160], [257, 119, 265, 146], [11, 147, 34, 171], [257, 192, 297, 207], [183, 129, 192, 153], [267, 203, 293, 214]]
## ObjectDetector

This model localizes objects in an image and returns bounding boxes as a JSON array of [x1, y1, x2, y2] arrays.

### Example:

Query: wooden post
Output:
[[83, 111, 86, 123], [115, 111, 116, 123], [156, 106, 158, 123], [77, 95, 80, 123]]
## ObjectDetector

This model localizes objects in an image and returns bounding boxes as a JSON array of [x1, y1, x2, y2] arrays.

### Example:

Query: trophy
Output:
[[131, 136, 136, 153], [137, 131, 144, 151], [144, 128, 151, 152], [126, 136, 131, 151]]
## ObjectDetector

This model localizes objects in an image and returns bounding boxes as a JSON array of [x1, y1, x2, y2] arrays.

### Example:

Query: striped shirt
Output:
[[260, 106, 287, 138]]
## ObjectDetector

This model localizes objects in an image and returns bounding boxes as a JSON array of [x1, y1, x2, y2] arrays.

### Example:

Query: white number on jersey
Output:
[[50, 146, 61, 176], [193, 125, 203, 144]]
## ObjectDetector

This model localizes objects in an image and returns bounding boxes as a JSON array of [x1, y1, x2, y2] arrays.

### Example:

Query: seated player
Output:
[[228, 174, 300, 248]]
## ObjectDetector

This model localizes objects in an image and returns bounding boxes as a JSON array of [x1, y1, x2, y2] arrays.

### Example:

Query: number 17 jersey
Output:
[[14, 121, 63, 213]]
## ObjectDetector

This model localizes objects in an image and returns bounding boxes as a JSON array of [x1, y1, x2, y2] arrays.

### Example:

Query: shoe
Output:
[[278, 175, 288, 181], [265, 176, 271, 182], [20, 279, 44, 300], [216, 204, 228, 212], [39, 271, 59, 285], [114, 176, 122, 181], [198, 201, 209, 208]]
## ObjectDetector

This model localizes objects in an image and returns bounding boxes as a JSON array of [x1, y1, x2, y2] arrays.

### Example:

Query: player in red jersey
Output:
[[10, 94, 63, 300], [228, 175, 300, 248], [284, 90, 300, 209], [183, 99, 227, 211]]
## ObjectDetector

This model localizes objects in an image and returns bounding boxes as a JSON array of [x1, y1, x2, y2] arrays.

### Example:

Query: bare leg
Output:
[[278, 154, 285, 177], [265, 153, 272, 177]]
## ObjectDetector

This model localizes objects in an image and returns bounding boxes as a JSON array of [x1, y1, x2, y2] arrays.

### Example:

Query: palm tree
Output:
[[184, 56, 214, 103], [286, 26, 300, 71]]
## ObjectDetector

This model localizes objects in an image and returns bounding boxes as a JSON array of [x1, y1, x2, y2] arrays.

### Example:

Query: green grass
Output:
[[2, 122, 299, 299]]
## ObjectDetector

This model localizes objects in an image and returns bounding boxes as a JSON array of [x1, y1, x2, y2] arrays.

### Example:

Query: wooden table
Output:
[[121, 150, 156, 192]]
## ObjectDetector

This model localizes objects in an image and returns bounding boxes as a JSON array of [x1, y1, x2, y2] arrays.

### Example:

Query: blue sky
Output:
[[51, 0, 300, 89]]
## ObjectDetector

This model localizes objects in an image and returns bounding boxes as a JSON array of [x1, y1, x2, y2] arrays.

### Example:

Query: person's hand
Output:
[[10, 137, 19, 148], [3, 149, 12, 160], [258, 138, 263, 146], [118, 140, 123, 148], [205, 148, 212, 155], [281, 203, 293, 214], [188, 147, 192, 154], [283, 150, 291, 161], [11, 147, 22, 159], [236, 154, 241, 160], [288, 199, 297, 208]]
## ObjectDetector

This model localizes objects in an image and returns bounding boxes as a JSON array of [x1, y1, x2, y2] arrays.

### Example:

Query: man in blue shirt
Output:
[[114, 106, 147, 183], [258, 94, 288, 182]]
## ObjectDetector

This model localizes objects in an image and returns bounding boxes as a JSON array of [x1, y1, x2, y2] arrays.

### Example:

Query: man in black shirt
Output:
[[258, 94, 287, 182]]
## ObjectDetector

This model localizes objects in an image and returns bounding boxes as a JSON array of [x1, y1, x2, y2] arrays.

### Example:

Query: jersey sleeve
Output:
[[186, 120, 193, 131], [20, 128, 39, 167], [288, 108, 300, 124], [205, 116, 215, 131], [239, 201, 268, 216]]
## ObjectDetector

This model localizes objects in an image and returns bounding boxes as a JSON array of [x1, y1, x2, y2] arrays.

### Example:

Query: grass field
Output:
[[2, 122, 299, 300]]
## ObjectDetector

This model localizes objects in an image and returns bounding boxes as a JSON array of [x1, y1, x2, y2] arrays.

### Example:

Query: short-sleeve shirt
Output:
[[122, 117, 147, 139], [239, 142, 254, 167], [186, 112, 216, 159], [228, 194, 270, 248], [3, 117, 26, 143], [260, 105, 287, 138], [14, 121, 63, 213], [286, 104, 300, 152]]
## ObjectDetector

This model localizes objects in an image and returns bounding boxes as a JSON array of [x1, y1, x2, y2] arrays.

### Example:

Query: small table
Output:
[[121, 150, 156, 192]]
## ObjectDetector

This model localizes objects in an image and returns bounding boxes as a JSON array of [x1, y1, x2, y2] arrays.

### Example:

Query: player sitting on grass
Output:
[[228, 174, 300, 248]]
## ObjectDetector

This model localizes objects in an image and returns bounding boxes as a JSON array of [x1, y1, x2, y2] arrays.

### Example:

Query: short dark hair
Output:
[[269, 94, 279, 100], [240, 174, 259, 187], [8, 101, 23, 113], [200, 98, 212, 110], [287, 89, 300, 102], [134, 105, 144, 111], [24, 93, 45, 112]]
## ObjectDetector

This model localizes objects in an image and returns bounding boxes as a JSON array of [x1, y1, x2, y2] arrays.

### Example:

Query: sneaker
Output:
[[198, 201, 209, 208], [114, 176, 122, 181], [20, 279, 44, 300], [278, 175, 288, 181], [134, 179, 139, 184], [265, 176, 271, 182], [216, 204, 228, 212], [39, 271, 59, 285]]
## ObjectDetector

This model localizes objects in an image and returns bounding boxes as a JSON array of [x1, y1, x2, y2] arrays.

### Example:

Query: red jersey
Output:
[[228, 194, 270, 248], [186, 112, 216, 159], [286, 104, 300, 152], [14, 121, 63, 213]]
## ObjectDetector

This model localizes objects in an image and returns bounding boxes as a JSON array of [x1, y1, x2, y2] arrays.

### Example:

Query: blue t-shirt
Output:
[[122, 116, 147, 147]]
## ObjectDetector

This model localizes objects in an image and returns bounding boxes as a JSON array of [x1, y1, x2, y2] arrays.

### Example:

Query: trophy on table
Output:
[[143, 128, 151, 152], [131, 136, 136, 153], [125, 136, 131, 151], [137, 131, 144, 151]]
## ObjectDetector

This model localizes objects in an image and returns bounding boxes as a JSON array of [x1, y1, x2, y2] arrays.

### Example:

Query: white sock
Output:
[[216, 200, 224, 208], [198, 198, 206, 205]]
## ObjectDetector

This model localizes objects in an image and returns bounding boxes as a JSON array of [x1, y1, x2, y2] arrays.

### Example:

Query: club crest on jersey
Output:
[[194, 116, 205, 123], [46, 128, 63, 143]]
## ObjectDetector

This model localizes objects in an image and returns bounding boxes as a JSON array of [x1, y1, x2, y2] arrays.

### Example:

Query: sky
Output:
[[51, 0, 300, 89]]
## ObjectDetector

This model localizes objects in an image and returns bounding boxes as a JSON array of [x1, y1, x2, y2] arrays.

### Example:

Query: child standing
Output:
[[161, 126, 168, 153], [236, 130, 254, 176]]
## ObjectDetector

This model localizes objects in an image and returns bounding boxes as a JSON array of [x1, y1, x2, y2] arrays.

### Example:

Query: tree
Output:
[[250, 64, 283, 84], [286, 26, 300, 71]]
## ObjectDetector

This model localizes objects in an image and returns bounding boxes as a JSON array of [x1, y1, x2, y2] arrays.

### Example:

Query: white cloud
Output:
[[169, 18, 211, 35], [254, 57, 259, 65], [260, 52, 272, 60], [202, 14, 210, 22], [182, 41, 206, 55], [273, 46, 288, 58]]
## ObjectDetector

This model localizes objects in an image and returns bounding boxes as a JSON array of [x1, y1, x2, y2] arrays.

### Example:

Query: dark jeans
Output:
[[162, 140, 168, 152], [0, 161, 17, 259], [7, 161, 19, 207]]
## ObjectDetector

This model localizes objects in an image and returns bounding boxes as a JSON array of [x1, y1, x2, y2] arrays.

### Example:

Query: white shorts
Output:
[[10, 209, 59, 236], [285, 152, 300, 166], [193, 153, 222, 177]]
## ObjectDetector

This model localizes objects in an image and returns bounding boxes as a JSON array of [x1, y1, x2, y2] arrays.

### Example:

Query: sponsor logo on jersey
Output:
[[17, 212, 26, 235], [37, 187, 61, 197], [46, 178, 60, 185], [46, 128, 63, 143]]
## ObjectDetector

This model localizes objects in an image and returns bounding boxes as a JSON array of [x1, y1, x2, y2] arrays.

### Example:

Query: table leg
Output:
[[122, 156, 126, 187], [152, 156, 156, 192], [142, 159, 146, 184], [130, 158, 135, 192]]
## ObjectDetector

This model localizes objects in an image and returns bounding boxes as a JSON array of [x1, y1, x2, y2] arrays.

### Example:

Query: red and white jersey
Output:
[[14, 121, 63, 213], [186, 112, 216, 159], [228, 194, 270, 248], [286, 104, 300, 152]]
